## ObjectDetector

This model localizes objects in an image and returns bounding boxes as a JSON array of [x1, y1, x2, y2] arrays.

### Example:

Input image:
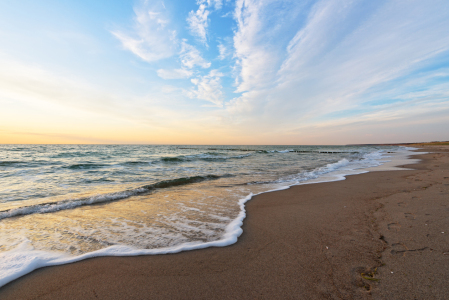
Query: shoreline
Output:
[[1, 146, 448, 299]]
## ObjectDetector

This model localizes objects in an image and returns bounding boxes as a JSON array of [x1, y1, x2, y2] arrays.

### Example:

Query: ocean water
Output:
[[0, 144, 404, 286]]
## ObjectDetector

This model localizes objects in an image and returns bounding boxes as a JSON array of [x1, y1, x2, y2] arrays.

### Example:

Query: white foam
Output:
[[363, 147, 426, 172], [0, 190, 137, 221], [0, 192, 255, 288], [277, 149, 294, 153]]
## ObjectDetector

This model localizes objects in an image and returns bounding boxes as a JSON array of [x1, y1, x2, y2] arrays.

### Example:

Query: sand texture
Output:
[[0, 146, 448, 299]]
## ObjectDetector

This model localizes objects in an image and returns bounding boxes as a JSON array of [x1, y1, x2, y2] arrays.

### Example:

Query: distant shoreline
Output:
[[347, 141, 449, 146]]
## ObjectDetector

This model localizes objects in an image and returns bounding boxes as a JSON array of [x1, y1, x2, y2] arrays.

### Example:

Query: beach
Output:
[[0, 145, 448, 299]]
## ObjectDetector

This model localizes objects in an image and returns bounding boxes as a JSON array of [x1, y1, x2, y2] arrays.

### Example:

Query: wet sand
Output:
[[1, 146, 448, 299]]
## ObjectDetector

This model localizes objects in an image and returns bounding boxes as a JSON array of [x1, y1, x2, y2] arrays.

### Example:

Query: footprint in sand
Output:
[[404, 213, 415, 220], [388, 223, 401, 230]]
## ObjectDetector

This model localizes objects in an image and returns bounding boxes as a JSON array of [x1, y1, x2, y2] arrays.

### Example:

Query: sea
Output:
[[0, 144, 411, 286]]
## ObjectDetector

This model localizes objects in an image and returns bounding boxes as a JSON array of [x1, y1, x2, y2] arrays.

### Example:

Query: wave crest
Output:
[[0, 175, 224, 221]]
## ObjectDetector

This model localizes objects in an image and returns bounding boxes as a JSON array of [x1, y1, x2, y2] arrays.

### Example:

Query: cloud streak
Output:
[[187, 3, 210, 45], [157, 68, 193, 79], [112, 1, 177, 62], [187, 0, 224, 45], [0, 55, 195, 130], [187, 69, 224, 107], [180, 40, 211, 69], [226, 0, 449, 139]]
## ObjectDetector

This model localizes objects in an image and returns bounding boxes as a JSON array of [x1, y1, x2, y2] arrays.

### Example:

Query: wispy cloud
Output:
[[187, 0, 224, 45], [217, 42, 229, 60], [180, 40, 211, 69], [187, 4, 210, 45], [208, 0, 223, 10], [232, 0, 287, 93], [0, 55, 190, 129], [227, 0, 449, 138], [275, 0, 449, 115], [187, 69, 224, 107], [157, 68, 193, 79], [0, 56, 116, 112], [155, 39, 210, 80], [112, 1, 177, 62]]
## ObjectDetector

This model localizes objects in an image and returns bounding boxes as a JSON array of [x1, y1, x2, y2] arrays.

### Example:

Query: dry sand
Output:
[[0, 146, 448, 299]]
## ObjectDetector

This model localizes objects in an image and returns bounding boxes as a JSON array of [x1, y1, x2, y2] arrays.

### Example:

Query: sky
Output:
[[0, 0, 448, 145]]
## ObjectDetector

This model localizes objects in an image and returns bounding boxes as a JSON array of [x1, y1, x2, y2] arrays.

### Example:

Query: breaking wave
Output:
[[0, 175, 224, 221]]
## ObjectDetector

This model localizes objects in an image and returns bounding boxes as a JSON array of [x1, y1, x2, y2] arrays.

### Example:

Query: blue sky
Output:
[[0, 0, 448, 144]]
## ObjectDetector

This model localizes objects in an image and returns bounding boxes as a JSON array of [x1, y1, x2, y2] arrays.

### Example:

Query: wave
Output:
[[0, 191, 256, 288], [0, 175, 223, 221], [50, 151, 108, 158], [244, 158, 351, 186], [120, 161, 153, 166], [178, 147, 360, 154], [66, 163, 109, 170], [161, 157, 184, 162], [160, 153, 252, 163], [0, 161, 27, 167], [1, 160, 64, 169], [3, 147, 28, 152], [244, 151, 384, 187]]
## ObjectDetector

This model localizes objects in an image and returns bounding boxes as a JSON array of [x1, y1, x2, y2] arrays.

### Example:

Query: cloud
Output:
[[0, 56, 115, 112], [232, 0, 286, 93], [226, 0, 449, 137], [157, 68, 193, 79], [275, 0, 449, 114], [206, 0, 223, 10], [180, 40, 211, 69], [217, 43, 228, 60], [187, 4, 209, 45], [187, 69, 224, 107], [0, 55, 192, 130], [221, 11, 232, 18], [155, 41, 210, 81], [187, 0, 224, 45], [112, 1, 177, 62]]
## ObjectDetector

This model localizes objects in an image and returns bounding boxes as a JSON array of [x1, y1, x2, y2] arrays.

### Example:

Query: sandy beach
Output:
[[0, 145, 448, 299]]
